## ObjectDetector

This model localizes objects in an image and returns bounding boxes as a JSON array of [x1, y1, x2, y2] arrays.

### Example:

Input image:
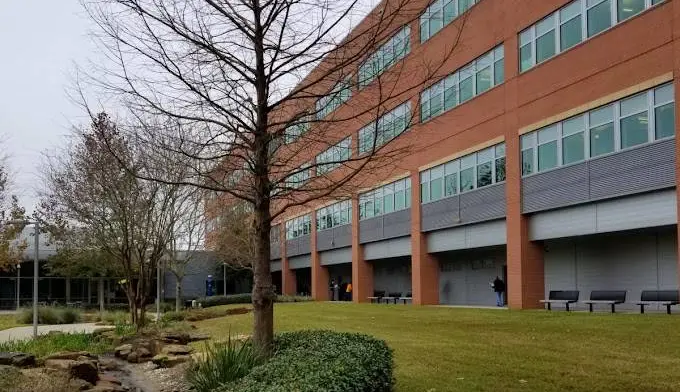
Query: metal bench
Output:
[[398, 292, 412, 304], [540, 290, 579, 311], [368, 290, 385, 304], [583, 290, 626, 313], [636, 290, 679, 314], [382, 292, 401, 304]]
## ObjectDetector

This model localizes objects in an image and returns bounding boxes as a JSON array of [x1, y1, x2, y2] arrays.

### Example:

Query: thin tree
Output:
[[78, 0, 466, 354]]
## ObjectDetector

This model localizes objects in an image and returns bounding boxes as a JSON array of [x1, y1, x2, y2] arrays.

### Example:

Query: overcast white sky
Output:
[[0, 0, 95, 213]]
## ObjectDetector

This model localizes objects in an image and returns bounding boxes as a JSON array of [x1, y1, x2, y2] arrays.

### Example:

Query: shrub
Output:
[[276, 295, 313, 303], [197, 293, 313, 308], [0, 332, 111, 358], [160, 307, 251, 323], [16, 307, 82, 325], [218, 330, 394, 392], [186, 337, 263, 392]]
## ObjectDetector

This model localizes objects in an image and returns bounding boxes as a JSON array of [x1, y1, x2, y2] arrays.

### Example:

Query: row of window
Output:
[[421, 45, 504, 122], [316, 78, 352, 120], [316, 200, 352, 231], [358, 102, 412, 154], [521, 83, 674, 176], [420, 0, 477, 43], [359, 177, 412, 220], [358, 26, 411, 88], [316, 137, 352, 175], [271, 225, 280, 244], [420, 142, 506, 204], [285, 163, 312, 189], [286, 214, 312, 239], [520, 0, 665, 72], [284, 117, 310, 144]]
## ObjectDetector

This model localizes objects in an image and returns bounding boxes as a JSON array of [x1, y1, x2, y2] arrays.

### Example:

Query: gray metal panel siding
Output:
[[543, 229, 677, 311], [522, 139, 676, 213], [589, 139, 676, 200], [421, 183, 505, 232], [270, 261, 282, 272], [373, 258, 412, 295], [427, 219, 506, 253], [163, 251, 220, 299], [316, 224, 352, 252], [522, 163, 588, 213], [270, 243, 281, 260], [319, 247, 352, 266], [363, 237, 411, 260], [288, 254, 311, 270], [382, 209, 411, 239], [359, 209, 412, 244], [286, 236, 311, 257], [530, 190, 677, 240], [438, 248, 506, 305]]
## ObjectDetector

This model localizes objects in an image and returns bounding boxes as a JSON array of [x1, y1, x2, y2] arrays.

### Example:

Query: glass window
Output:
[[655, 103, 675, 139], [445, 173, 458, 196], [560, 1, 582, 51], [535, 16, 556, 63], [562, 133, 585, 164], [429, 9, 443, 35], [590, 123, 615, 157], [458, 0, 473, 14], [495, 157, 506, 182], [444, 75, 458, 110], [494, 57, 504, 85], [395, 189, 405, 210], [459, 67, 474, 103], [444, 0, 457, 23], [620, 112, 648, 148], [617, 0, 645, 22], [421, 182, 430, 203], [477, 161, 492, 187], [476, 54, 492, 93], [587, 0, 612, 37], [383, 194, 394, 214], [430, 177, 443, 201], [459, 167, 474, 191], [538, 141, 558, 171]]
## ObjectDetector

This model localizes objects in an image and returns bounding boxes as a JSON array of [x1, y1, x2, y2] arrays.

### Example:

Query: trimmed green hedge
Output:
[[197, 294, 312, 308], [218, 330, 394, 392]]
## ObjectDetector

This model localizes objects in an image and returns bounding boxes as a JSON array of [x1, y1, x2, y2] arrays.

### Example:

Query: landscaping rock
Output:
[[88, 380, 128, 392], [0, 352, 36, 368], [44, 351, 96, 361], [189, 332, 211, 342], [114, 344, 132, 359], [0, 364, 21, 379], [70, 360, 99, 384], [152, 354, 190, 368], [161, 332, 190, 344], [44, 359, 76, 371], [135, 347, 152, 358], [126, 352, 139, 363], [161, 344, 193, 356], [98, 374, 122, 385], [98, 358, 120, 371], [69, 377, 94, 391]]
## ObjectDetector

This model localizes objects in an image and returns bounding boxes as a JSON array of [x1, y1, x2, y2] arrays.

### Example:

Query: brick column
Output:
[[280, 224, 296, 295], [410, 171, 439, 305], [351, 197, 373, 302], [311, 211, 329, 300]]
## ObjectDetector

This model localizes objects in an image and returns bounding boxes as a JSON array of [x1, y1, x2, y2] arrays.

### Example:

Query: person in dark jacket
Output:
[[492, 276, 505, 307]]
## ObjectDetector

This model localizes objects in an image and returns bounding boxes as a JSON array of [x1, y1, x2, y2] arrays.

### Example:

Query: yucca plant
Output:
[[186, 335, 262, 392]]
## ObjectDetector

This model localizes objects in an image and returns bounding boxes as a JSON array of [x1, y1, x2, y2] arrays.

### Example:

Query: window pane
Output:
[[620, 93, 647, 117], [405, 189, 411, 207], [522, 148, 534, 175], [560, 16, 582, 51], [587, 0, 612, 37], [460, 167, 474, 191], [420, 100, 430, 122], [562, 132, 585, 164], [494, 59, 504, 85], [536, 30, 556, 63], [477, 162, 492, 187], [395, 190, 405, 210], [374, 197, 383, 216], [421, 184, 430, 203], [655, 103, 675, 139], [620, 112, 649, 149], [445, 173, 458, 196], [617, 0, 645, 22], [459, 76, 474, 103], [495, 157, 506, 182], [429, 10, 443, 35], [590, 122, 615, 157], [383, 195, 394, 214], [431, 178, 443, 200], [458, 0, 473, 14], [520, 44, 533, 72], [365, 201, 374, 218], [420, 19, 429, 42], [655, 84, 673, 105], [476, 66, 492, 94], [538, 141, 558, 171], [443, 0, 457, 23]]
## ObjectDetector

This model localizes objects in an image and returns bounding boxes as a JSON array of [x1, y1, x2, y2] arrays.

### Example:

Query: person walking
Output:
[[492, 276, 505, 307], [345, 282, 353, 301]]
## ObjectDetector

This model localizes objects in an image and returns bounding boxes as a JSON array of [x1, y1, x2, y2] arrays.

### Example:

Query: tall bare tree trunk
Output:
[[175, 277, 182, 312], [98, 277, 104, 314]]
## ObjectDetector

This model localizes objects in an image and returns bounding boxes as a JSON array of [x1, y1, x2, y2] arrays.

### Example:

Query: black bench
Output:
[[540, 290, 579, 311], [398, 292, 413, 304], [583, 290, 626, 313], [368, 290, 385, 303], [636, 290, 679, 314]]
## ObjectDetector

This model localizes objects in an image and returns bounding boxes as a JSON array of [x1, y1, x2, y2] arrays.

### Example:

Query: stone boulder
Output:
[[45, 359, 76, 371], [114, 344, 133, 359], [0, 352, 36, 368], [69, 377, 94, 391], [98, 374, 122, 385], [161, 344, 193, 356], [45, 359, 99, 384], [98, 358, 120, 371], [151, 354, 191, 368], [44, 351, 97, 361], [88, 380, 129, 392]]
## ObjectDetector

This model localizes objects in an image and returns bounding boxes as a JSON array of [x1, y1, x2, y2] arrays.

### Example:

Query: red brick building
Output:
[[219, 0, 679, 310]]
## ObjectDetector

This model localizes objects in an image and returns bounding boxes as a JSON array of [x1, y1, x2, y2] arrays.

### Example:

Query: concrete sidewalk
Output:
[[0, 323, 103, 343]]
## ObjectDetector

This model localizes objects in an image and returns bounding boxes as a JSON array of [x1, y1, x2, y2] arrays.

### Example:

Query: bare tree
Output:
[[166, 188, 206, 311], [38, 113, 182, 327], [210, 203, 257, 271], [77, 0, 466, 354]]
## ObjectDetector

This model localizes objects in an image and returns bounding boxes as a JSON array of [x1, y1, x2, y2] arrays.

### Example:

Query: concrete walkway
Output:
[[0, 323, 103, 343]]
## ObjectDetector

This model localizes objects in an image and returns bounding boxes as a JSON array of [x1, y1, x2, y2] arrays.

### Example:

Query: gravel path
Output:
[[0, 323, 103, 342]]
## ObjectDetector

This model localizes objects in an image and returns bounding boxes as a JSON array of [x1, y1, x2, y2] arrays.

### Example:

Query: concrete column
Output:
[[410, 171, 439, 305], [280, 223, 296, 295], [310, 210, 329, 300], [65, 277, 71, 303], [351, 197, 373, 302]]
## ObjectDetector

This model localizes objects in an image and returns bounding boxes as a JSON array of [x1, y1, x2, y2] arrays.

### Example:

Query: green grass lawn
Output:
[[0, 314, 17, 331], [193, 303, 680, 392]]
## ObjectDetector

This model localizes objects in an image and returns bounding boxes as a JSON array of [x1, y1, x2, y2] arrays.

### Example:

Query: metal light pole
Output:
[[16, 262, 20, 311], [223, 263, 227, 296]]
